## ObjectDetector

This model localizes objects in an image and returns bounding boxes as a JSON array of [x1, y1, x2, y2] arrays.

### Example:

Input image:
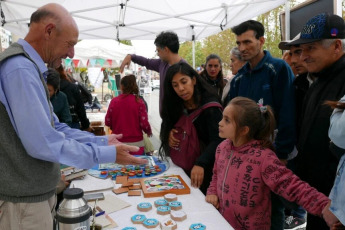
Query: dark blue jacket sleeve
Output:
[[272, 63, 296, 159]]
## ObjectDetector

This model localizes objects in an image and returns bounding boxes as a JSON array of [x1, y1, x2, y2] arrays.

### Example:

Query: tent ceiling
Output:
[[1, 0, 286, 42]]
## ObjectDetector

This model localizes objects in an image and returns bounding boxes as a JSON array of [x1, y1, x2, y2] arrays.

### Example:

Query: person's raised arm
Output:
[[120, 54, 132, 73]]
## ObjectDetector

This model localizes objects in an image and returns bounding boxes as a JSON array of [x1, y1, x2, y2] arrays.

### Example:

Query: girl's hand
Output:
[[206, 194, 219, 209], [191, 165, 204, 188], [168, 129, 180, 148]]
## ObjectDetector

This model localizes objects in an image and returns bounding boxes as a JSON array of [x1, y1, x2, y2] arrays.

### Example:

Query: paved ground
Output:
[[86, 89, 162, 151]]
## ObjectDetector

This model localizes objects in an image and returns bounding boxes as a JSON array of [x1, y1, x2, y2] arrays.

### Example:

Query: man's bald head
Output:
[[29, 3, 77, 35], [26, 3, 79, 68]]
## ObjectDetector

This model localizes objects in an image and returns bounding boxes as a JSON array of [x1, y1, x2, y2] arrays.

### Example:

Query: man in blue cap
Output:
[[288, 13, 345, 230]]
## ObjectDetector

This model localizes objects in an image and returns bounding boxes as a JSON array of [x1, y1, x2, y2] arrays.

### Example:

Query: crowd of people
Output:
[[0, 2, 344, 230]]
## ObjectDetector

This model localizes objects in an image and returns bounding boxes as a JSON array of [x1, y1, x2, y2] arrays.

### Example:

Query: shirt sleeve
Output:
[[329, 95, 345, 149], [272, 63, 296, 159], [105, 98, 115, 129], [261, 150, 329, 216], [1, 61, 115, 169], [131, 54, 162, 72], [138, 98, 152, 136]]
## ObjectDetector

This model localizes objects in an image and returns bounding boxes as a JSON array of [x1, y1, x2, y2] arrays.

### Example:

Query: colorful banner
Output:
[[72, 59, 80, 67], [64, 59, 72, 67], [107, 59, 112, 66], [89, 59, 97, 67], [97, 58, 105, 66]]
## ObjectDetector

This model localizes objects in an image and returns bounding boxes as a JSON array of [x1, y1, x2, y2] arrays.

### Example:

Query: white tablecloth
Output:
[[81, 158, 234, 230]]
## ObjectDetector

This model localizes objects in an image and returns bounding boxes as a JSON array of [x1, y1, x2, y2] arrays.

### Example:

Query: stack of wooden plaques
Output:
[[113, 176, 142, 196]]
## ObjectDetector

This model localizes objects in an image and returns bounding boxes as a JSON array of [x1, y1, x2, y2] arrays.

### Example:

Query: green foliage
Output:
[[179, 41, 206, 67], [120, 40, 132, 46], [202, 29, 237, 69]]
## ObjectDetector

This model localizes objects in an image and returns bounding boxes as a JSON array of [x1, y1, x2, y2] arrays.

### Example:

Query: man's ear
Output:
[[45, 23, 55, 38], [333, 39, 342, 54], [259, 36, 265, 47]]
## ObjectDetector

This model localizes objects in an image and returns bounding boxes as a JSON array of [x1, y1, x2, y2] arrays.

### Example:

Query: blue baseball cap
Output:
[[289, 13, 345, 46]]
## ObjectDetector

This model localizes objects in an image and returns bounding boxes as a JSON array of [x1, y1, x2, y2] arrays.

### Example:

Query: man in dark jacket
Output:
[[227, 19, 296, 230], [288, 13, 345, 230]]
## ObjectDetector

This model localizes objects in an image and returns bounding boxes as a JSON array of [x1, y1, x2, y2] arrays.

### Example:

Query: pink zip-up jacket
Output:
[[207, 139, 329, 230]]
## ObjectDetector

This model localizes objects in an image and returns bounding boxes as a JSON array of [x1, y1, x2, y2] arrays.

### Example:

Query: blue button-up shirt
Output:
[[328, 95, 345, 225], [0, 39, 115, 169]]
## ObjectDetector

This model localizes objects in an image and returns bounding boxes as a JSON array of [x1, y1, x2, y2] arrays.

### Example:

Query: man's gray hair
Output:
[[230, 47, 243, 61], [321, 39, 345, 52]]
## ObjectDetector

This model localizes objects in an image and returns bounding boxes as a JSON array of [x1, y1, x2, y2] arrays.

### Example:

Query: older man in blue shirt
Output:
[[0, 3, 146, 229]]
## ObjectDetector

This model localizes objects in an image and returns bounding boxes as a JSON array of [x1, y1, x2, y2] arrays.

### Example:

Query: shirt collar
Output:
[[17, 39, 48, 77]]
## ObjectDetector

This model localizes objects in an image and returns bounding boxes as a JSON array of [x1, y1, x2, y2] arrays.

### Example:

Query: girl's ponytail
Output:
[[230, 97, 276, 151], [256, 104, 276, 150]]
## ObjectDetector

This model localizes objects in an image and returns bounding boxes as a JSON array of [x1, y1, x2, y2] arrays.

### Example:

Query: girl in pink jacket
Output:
[[206, 97, 329, 230]]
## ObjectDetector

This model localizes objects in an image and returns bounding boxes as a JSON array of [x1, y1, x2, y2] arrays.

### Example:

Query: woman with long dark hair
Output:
[[199, 54, 225, 98], [159, 62, 223, 194]]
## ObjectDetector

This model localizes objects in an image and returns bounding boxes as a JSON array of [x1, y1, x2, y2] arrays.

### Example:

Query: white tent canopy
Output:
[[1, 0, 287, 42], [70, 39, 136, 67]]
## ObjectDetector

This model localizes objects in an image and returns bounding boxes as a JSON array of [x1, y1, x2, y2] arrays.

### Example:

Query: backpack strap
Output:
[[189, 102, 223, 122]]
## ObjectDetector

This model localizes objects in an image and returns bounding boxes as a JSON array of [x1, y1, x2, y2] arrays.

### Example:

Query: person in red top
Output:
[[105, 75, 152, 155], [206, 97, 330, 230]]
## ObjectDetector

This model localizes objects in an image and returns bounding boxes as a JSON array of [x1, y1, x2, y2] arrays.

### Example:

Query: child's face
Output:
[[47, 84, 55, 98], [219, 105, 237, 141], [171, 72, 196, 103]]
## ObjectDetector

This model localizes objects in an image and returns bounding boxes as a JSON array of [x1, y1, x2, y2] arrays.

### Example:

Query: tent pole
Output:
[[192, 40, 195, 69], [191, 25, 195, 69], [334, 0, 342, 16]]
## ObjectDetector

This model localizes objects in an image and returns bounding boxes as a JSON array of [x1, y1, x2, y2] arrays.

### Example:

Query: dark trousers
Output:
[[270, 192, 285, 230]]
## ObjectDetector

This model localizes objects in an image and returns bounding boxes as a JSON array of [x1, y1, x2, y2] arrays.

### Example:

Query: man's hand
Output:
[[322, 200, 340, 227], [115, 144, 148, 165], [331, 222, 345, 230], [119, 54, 132, 73], [191, 165, 204, 188], [108, 134, 123, 145], [168, 129, 179, 148], [205, 194, 219, 209]]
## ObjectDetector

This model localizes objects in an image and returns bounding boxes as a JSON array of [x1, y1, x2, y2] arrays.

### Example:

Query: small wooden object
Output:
[[116, 176, 128, 184], [129, 184, 141, 190], [128, 178, 141, 184], [143, 218, 159, 228], [164, 193, 177, 202], [121, 181, 134, 188], [170, 210, 187, 222], [140, 175, 190, 198], [154, 199, 168, 207], [157, 205, 171, 215], [160, 218, 177, 230], [137, 202, 152, 212], [189, 223, 206, 230], [168, 201, 182, 210], [128, 190, 141, 196], [131, 214, 146, 224], [112, 187, 129, 195]]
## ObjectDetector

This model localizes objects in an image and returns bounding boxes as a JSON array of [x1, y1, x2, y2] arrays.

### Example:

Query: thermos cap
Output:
[[63, 188, 84, 199]]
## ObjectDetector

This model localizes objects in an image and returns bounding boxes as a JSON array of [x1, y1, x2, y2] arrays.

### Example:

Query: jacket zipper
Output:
[[221, 150, 234, 215]]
